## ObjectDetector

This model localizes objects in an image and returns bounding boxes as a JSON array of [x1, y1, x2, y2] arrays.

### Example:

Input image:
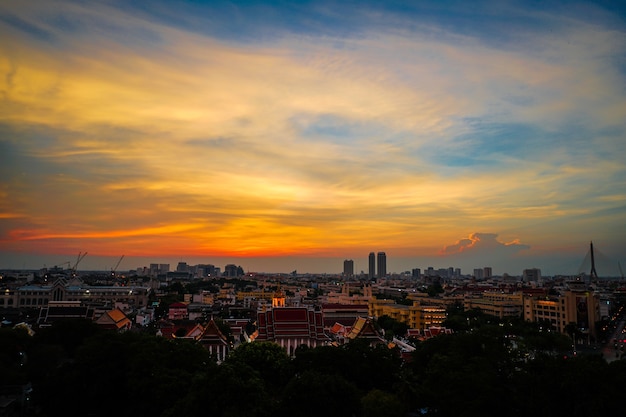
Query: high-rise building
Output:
[[224, 264, 239, 277], [483, 267, 493, 279], [473, 268, 484, 279], [523, 268, 541, 282], [377, 252, 387, 279], [368, 252, 375, 279], [412, 268, 421, 279], [343, 259, 354, 277]]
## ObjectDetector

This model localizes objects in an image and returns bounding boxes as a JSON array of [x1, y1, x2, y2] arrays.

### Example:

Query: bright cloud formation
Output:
[[0, 0, 625, 274], [441, 233, 530, 256]]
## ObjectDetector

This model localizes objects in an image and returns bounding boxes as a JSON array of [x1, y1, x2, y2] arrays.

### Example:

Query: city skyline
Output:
[[1, 244, 620, 278], [1, 1, 625, 275]]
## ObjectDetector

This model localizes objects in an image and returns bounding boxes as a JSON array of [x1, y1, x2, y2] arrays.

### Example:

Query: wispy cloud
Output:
[[1, 0, 625, 272]]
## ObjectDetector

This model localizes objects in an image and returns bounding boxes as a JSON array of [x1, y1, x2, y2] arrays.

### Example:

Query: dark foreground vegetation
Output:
[[2, 314, 625, 417]]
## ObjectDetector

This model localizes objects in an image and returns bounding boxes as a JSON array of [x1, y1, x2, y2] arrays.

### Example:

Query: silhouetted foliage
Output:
[[2, 315, 625, 417], [292, 338, 402, 392], [34, 318, 101, 357], [166, 361, 273, 417], [361, 389, 406, 417], [225, 341, 293, 392], [377, 314, 408, 338], [280, 370, 361, 417], [32, 329, 214, 417], [0, 326, 32, 384], [426, 281, 444, 296]]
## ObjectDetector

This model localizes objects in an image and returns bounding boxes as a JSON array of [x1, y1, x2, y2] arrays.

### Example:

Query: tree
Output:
[[37, 331, 214, 417], [34, 318, 102, 358], [361, 389, 406, 417], [225, 341, 293, 392], [293, 338, 402, 393], [279, 370, 360, 417], [565, 321, 581, 343], [214, 318, 235, 344], [0, 326, 33, 384], [376, 315, 408, 338], [426, 281, 444, 296]]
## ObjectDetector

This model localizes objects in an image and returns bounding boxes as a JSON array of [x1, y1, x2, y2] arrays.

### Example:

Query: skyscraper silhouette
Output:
[[343, 259, 354, 277], [368, 252, 375, 279], [377, 252, 386, 279]]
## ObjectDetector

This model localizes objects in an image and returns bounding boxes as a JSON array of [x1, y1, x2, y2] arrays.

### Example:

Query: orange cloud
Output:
[[440, 233, 530, 256]]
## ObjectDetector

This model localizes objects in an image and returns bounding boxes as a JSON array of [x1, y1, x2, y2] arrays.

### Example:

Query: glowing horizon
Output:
[[1, 0, 625, 275]]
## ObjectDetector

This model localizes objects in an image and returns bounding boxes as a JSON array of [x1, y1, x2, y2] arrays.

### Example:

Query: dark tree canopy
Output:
[[1, 314, 625, 417]]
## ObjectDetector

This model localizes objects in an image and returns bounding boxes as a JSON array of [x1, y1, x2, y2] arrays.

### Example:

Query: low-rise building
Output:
[[37, 301, 95, 325], [255, 305, 330, 356], [464, 292, 524, 319], [95, 308, 132, 332], [168, 302, 189, 321], [523, 285, 600, 340], [1, 278, 151, 310], [369, 299, 447, 330], [321, 303, 369, 329]]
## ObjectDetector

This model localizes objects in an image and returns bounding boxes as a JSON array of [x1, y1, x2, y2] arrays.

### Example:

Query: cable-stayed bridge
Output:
[[577, 241, 624, 279]]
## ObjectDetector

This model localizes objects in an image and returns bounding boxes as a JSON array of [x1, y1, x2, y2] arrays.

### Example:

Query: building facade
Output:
[[368, 252, 376, 279], [523, 287, 600, 340], [369, 299, 447, 330], [523, 268, 542, 282], [1, 278, 151, 310], [377, 252, 386, 279], [343, 259, 354, 278], [464, 292, 524, 319], [255, 306, 330, 355], [462, 283, 600, 340]]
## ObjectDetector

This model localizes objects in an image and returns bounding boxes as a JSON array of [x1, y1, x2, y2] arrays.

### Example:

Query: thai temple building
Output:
[[254, 289, 330, 355]]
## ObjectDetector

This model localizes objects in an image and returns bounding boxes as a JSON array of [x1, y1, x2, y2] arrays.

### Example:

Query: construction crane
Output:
[[111, 255, 125, 278], [72, 252, 88, 276]]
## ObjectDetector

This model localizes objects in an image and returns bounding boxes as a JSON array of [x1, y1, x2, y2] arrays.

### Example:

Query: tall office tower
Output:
[[412, 268, 421, 279], [368, 252, 376, 279], [343, 259, 354, 277], [224, 264, 239, 277], [473, 268, 484, 279], [523, 268, 541, 282], [483, 267, 493, 279], [377, 252, 387, 279]]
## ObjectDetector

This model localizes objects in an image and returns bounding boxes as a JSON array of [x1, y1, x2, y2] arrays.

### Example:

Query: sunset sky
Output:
[[1, 0, 625, 275]]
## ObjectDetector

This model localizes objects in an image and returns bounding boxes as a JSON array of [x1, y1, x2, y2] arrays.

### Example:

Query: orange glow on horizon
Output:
[[1, 1, 624, 274]]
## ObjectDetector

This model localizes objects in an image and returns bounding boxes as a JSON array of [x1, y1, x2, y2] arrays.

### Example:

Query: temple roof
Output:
[[96, 308, 131, 330], [346, 317, 384, 342], [198, 319, 229, 345]]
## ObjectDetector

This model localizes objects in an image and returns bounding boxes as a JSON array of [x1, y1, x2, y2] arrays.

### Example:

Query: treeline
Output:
[[2, 317, 625, 417]]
